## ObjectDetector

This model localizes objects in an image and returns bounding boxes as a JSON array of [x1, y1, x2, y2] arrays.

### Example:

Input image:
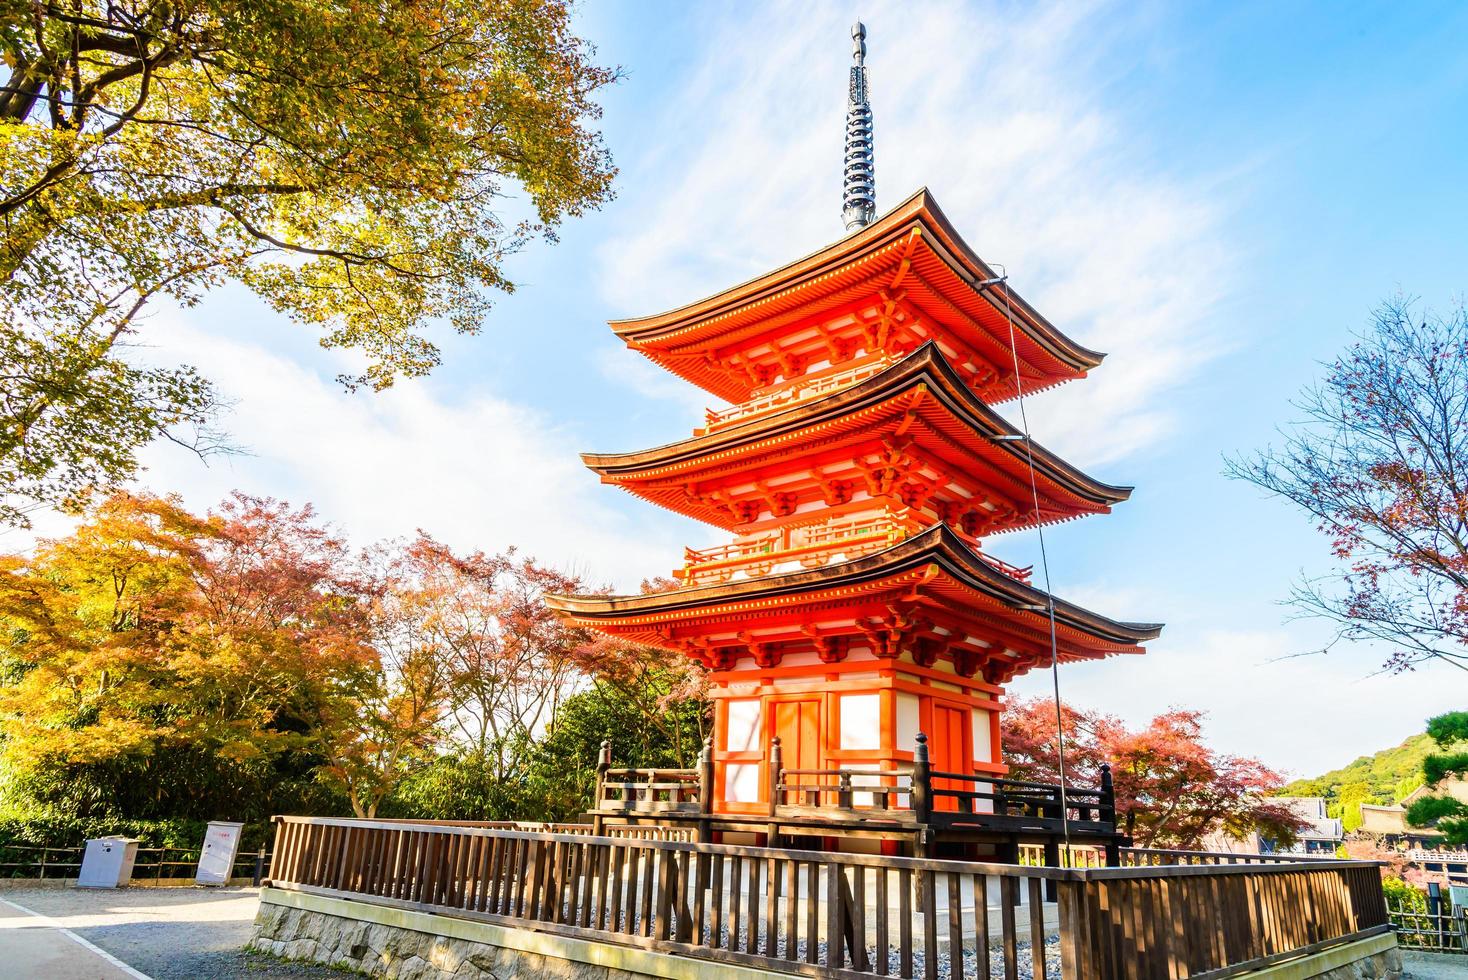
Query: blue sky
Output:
[[40, 1, 1468, 778]]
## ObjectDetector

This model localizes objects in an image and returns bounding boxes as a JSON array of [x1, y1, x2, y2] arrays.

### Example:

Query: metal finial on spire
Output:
[[842, 21, 875, 231]]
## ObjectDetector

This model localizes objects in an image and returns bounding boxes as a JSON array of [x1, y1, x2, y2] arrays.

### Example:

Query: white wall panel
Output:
[[839, 694, 881, 750], [726, 699, 762, 753], [896, 692, 920, 752], [725, 763, 761, 803], [972, 708, 993, 763]]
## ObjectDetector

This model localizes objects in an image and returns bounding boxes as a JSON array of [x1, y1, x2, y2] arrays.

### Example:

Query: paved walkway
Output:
[[0, 897, 145, 979], [0, 885, 338, 979]]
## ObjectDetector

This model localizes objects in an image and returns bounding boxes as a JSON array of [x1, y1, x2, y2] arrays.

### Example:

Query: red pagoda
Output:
[[548, 24, 1159, 860]]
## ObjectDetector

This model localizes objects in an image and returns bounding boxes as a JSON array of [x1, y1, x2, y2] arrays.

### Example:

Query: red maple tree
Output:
[[1002, 697, 1306, 849]]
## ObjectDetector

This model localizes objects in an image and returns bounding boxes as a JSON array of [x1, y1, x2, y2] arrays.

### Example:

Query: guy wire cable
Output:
[[988, 263, 1073, 855]]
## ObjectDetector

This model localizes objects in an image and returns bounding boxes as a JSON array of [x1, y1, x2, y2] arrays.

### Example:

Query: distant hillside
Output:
[[1281, 733, 1433, 811]]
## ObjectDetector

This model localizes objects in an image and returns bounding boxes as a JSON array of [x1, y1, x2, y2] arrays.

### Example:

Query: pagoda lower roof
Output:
[[583, 343, 1131, 534], [547, 524, 1161, 681], [610, 188, 1103, 404]]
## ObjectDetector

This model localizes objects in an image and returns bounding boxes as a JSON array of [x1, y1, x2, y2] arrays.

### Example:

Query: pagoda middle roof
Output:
[[583, 342, 1131, 533], [610, 188, 1104, 404], [547, 523, 1162, 666]]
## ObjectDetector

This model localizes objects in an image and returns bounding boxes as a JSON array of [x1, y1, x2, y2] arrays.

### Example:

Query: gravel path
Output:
[[0, 885, 342, 979], [1402, 950, 1468, 979], [701, 925, 1062, 980]]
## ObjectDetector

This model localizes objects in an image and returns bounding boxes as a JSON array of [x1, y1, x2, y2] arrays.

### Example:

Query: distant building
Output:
[[1264, 797, 1344, 856], [1201, 796, 1343, 856], [1356, 777, 1468, 847]]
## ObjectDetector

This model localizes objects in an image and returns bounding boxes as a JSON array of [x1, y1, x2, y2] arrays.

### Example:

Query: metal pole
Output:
[[993, 271, 1072, 855]]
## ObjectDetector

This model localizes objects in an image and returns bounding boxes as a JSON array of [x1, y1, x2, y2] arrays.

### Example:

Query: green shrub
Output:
[[1382, 875, 1426, 912], [0, 815, 273, 865]]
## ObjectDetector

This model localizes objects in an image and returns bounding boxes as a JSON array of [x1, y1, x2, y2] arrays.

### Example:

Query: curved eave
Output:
[[609, 188, 1104, 371], [546, 524, 1162, 648], [582, 342, 1132, 510]]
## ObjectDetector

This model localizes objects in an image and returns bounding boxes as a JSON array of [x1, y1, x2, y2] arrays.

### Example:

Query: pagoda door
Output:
[[771, 698, 821, 805], [930, 703, 970, 813]]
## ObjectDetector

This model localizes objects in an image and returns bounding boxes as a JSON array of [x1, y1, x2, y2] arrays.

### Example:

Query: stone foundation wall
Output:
[[253, 900, 494, 979], [251, 887, 786, 980], [251, 886, 1401, 980]]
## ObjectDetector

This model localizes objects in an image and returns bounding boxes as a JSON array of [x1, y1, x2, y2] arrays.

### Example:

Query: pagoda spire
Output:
[[842, 21, 875, 231]]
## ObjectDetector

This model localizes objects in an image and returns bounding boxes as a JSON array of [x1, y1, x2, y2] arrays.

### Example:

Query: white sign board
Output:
[[195, 821, 244, 885]]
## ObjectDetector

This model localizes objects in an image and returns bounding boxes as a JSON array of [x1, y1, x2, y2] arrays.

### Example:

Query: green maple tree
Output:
[[0, 0, 617, 527]]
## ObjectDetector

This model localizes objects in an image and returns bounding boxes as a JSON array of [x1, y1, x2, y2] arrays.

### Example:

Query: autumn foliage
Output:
[[1230, 298, 1468, 674], [1002, 697, 1306, 849], [0, 491, 702, 821]]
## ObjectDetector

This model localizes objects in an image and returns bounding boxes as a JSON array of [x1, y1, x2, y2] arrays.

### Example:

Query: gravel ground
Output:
[[1402, 950, 1468, 979], [702, 926, 1061, 980], [0, 884, 344, 979]]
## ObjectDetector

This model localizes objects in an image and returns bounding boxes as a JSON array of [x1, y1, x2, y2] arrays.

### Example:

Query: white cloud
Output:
[[130, 307, 683, 592], [597, 0, 1231, 469], [595, 344, 720, 418]]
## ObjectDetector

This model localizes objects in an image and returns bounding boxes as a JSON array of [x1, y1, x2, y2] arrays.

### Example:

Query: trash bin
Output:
[[195, 821, 244, 885], [78, 837, 139, 888]]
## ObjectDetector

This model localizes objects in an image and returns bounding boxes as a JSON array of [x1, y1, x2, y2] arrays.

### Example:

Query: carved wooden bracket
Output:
[[815, 635, 850, 664], [911, 635, 945, 668], [952, 648, 981, 678], [818, 478, 855, 507]]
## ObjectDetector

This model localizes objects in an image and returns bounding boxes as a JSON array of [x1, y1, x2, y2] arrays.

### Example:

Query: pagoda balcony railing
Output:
[[698, 353, 895, 433], [675, 514, 1032, 587], [587, 736, 1120, 851], [675, 513, 910, 586], [772, 766, 1116, 837]]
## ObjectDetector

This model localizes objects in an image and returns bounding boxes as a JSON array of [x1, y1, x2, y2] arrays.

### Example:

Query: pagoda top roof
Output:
[[548, 524, 1161, 668], [583, 342, 1131, 534], [609, 188, 1104, 404]]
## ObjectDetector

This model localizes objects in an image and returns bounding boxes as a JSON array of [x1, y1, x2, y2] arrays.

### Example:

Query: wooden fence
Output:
[[266, 817, 1389, 980], [1388, 899, 1468, 953], [0, 843, 269, 883], [1065, 861, 1389, 977]]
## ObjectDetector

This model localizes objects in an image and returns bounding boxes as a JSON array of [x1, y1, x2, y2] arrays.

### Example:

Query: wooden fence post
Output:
[[766, 736, 783, 847], [912, 733, 933, 906], [593, 740, 612, 835], [767, 736, 783, 817], [912, 733, 932, 826], [697, 737, 715, 846], [698, 738, 714, 813], [266, 815, 284, 885], [1099, 763, 1121, 867]]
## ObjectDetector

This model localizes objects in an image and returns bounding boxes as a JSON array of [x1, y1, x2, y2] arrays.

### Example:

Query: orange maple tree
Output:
[[0, 491, 374, 816], [0, 491, 710, 820]]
